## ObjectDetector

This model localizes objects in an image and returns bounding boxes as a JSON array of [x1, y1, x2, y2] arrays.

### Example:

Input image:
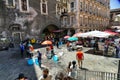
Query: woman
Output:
[[67, 62, 72, 76], [69, 61, 77, 79]]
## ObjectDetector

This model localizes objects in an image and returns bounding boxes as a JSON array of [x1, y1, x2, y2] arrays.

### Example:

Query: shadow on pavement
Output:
[[85, 49, 104, 56], [81, 67, 89, 71], [0, 47, 39, 80]]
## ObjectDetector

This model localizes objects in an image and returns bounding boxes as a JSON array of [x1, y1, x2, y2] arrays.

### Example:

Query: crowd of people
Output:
[[66, 37, 120, 57], [17, 35, 120, 80], [18, 37, 85, 80]]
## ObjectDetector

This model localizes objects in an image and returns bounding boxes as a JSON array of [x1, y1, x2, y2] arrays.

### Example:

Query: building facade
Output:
[[110, 8, 120, 29], [0, 0, 68, 43], [61, 0, 110, 35], [0, 0, 110, 43]]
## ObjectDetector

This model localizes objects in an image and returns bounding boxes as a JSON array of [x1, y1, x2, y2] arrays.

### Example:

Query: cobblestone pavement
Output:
[[0, 45, 119, 80]]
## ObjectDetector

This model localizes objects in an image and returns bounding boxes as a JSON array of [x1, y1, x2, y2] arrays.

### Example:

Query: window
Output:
[[62, 17, 67, 26], [70, 16, 74, 25], [80, 2, 82, 10], [19, 0, 29, 12], [40, 0, 48, 15], [71, 2, 74, 8], [80, 17, 82, 26], [56, 4, 61, 15], [70, 2, 74, 12], [64, 17, 67, 25], [6, 0, 15, 8], [63, 0, 66, 3]]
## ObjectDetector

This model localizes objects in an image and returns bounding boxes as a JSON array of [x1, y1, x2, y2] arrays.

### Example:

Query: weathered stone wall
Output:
[[0, 0, 61, 41]]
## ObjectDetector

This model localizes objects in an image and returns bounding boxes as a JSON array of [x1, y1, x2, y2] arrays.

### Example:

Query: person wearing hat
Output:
[[76, 49, 84, 69], [16, 73, 28, 80], [39, 68, 52, 80]]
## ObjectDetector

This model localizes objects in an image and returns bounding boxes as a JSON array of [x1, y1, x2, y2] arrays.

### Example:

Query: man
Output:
[[20, 43, 25, 57], [39, 68, 52, 80], [76, 49, 84, 69], [37, 51, 42, 68]]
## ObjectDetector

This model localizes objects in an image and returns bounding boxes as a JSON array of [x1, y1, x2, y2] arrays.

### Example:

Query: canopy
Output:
[[77, 30, 111, 38], [64, 35, 70, 39], [116, 30, 120, 32], [104, 31, 118, 35], [93, 32, 110, 38], [41, 40, 52, 45], [67, 37, 78, 41], [73, 32, 82, 37]]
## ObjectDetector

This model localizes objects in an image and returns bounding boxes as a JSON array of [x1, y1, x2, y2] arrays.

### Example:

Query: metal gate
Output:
[[77, 70, 120, 80]]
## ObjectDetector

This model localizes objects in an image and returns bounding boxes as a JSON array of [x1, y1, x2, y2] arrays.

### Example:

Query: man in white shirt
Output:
[[39, 68, 52, 80]]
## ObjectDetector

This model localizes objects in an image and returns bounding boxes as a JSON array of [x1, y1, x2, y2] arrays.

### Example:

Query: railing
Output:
[[77, 70, 120, 80]]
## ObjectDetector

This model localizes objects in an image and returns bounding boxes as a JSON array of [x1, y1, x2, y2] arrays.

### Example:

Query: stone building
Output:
[[0, 0, 110, 43], [0, 0, 68, 43], [61, 0, 110, 35], [110, 8, 120, 29], [0, 0, 7, 37]]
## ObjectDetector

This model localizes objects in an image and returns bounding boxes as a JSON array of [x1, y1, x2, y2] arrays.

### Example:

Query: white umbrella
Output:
[[77, 30, 101, 37], [93, 31, 111, 38], [116, 30, 120, 32], [77, 30, 111, 38]]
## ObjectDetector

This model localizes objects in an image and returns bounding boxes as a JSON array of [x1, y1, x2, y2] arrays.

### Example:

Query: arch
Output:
[[42, 24, 58, 33], [40, 21, 60, 34], [41, 24, 59, 38]]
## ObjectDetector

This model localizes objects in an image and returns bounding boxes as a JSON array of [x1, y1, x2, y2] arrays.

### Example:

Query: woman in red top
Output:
[[76, 49, 84, 69]]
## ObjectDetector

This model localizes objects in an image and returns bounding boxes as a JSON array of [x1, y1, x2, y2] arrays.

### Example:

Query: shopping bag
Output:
[[27, 58, 33, 66], [52, 55, 58, 63]]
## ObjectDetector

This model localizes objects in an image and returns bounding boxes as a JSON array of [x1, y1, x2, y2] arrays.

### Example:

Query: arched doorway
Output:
[[42, 24, 59, 39], [9, 24, 22, 44]]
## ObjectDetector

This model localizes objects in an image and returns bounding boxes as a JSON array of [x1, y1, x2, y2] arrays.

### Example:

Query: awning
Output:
[[77, 30, 111, 38], [73, 32, 82, 37], [104, 31, 118, 35]]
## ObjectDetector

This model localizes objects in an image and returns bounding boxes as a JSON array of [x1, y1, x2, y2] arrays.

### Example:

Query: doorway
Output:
[[12, 32, 22, 44]]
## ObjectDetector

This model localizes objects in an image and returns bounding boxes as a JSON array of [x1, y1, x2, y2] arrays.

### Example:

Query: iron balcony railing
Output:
[[77, 69, 120, 80]]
